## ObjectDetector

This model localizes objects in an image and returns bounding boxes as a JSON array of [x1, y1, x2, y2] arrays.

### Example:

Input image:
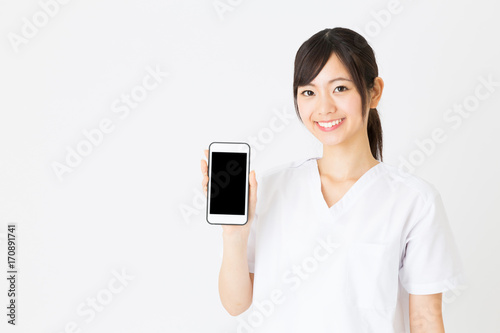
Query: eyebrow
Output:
[[304, 77, 352, 86]]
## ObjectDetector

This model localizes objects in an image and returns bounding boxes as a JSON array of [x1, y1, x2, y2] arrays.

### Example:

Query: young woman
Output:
[[201, 27, 466, 332]]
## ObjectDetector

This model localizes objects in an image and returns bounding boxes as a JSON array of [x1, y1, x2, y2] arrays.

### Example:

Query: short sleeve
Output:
[[399, 191, 468, 295], [247, 212, 258, 273]]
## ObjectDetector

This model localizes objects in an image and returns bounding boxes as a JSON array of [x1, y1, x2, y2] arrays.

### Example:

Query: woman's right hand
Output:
[[201, 149, 258, 237]]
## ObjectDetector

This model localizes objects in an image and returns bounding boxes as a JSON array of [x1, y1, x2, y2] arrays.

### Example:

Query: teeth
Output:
[[318, 118, 344, 128]]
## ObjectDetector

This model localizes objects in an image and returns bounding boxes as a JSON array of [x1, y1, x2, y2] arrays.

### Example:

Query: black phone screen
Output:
[[209, 152, 247, 215]]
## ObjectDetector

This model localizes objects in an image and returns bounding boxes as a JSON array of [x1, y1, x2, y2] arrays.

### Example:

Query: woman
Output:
[[201, 27, 466, 332]]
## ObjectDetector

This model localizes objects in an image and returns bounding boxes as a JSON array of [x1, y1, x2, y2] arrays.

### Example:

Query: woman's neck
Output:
[[317, 135, 379, 182]]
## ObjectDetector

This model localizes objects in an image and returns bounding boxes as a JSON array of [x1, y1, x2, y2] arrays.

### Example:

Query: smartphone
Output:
[[206, 142, 250, 225]]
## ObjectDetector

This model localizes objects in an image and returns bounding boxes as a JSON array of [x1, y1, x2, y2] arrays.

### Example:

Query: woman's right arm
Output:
[[201, 149, 258, 316], [218, 230, 254, 316]]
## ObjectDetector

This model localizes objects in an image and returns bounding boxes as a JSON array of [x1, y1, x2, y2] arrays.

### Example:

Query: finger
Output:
[[200, 159, 207, 176], [250, 170, 257, 187], [247, 171, 257, 219], [204, 149, 208, 159], [202, 176, 208, 197], [249, 170, 257, 200]]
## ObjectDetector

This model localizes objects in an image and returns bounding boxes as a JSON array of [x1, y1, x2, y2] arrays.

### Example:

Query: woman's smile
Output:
[[315, 117, 345, 131]]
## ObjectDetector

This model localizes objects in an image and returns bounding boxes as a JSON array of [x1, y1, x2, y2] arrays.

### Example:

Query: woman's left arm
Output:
[[409, 293, 445, 333]]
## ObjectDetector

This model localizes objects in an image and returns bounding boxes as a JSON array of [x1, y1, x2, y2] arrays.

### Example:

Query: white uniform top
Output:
[[244, 156, 467, 333]]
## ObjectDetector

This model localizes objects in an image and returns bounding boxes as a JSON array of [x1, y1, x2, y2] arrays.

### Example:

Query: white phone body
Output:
[[206, 142, 250, 225]]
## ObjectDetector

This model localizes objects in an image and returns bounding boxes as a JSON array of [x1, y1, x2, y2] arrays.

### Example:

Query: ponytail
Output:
[[367, 108, 383, 161]]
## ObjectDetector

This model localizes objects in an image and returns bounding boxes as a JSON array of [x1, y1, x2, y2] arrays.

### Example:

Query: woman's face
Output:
[[297, 53, 369, 147]]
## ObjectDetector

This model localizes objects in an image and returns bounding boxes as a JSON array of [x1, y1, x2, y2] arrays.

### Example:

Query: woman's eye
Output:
[[301, 90, 314, 96], [334, 86, 347, 93]]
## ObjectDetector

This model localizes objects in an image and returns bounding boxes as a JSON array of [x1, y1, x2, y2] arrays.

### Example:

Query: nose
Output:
[[316, 92, 336, 116]]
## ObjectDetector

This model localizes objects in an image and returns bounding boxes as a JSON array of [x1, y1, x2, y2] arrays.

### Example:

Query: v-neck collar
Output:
[[309, 158, 386, 216]]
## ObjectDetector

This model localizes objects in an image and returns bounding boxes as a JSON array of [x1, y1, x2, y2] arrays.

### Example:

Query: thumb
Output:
[[249, 170, 257, 189], [249, 170, 257, 205]]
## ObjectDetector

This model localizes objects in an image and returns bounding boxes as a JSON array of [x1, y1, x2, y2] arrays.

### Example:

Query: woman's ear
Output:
[[369, 77, 384, 108]]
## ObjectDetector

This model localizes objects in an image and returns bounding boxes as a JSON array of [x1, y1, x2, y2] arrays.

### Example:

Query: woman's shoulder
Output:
[[378, 161, 441, 202], [258, 156, 318, 181], [255, 156, 318, 209]]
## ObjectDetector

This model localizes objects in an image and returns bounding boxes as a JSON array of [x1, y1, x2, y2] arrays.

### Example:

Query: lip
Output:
[[315, 118, 345, 132]]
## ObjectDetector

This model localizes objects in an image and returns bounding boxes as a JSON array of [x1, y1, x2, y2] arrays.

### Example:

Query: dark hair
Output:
[[293, 27, 383, 161]]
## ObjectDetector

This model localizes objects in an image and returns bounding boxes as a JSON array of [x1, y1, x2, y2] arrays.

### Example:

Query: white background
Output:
[[0, 0, 499, 332]]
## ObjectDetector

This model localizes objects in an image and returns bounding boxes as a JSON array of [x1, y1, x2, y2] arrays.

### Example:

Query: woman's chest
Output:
[[320, 178, 355, 209]]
